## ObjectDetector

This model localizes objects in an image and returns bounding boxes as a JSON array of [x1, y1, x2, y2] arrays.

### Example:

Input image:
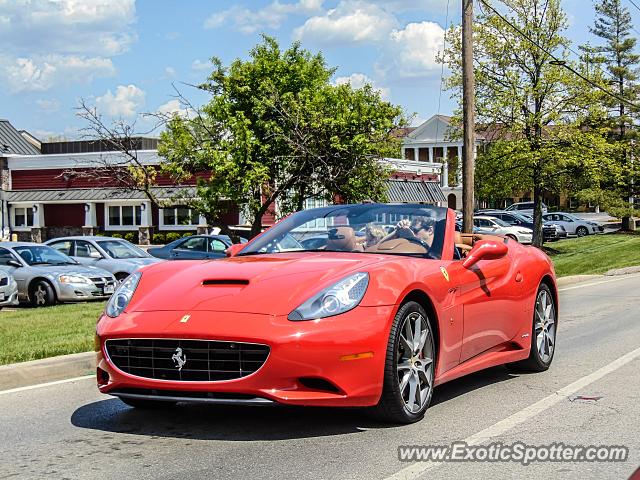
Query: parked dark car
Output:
[[477, 210, 566, 242], [147, 235, 232, 260]]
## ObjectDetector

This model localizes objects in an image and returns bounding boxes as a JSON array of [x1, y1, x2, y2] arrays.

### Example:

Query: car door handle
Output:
[[515, 272, 523, 283]]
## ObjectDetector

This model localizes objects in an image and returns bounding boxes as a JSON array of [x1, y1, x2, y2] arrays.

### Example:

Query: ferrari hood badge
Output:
[[180, 314, 191, 323], [171, 347, 187, 371], [440, 266, 450, 282]]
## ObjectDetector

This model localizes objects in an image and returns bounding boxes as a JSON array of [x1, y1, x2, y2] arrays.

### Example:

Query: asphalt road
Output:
[[1, 274, 639, 480]]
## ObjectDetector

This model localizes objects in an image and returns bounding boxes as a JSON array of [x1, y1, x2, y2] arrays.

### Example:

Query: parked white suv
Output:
[[505, 201, 548, 215]]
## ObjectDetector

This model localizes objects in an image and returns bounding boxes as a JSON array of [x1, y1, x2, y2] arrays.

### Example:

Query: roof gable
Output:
[[404, 115, 459, 144], [0, 120, 41, 155]]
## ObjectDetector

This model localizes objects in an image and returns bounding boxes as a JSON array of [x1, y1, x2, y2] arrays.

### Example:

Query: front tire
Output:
[[509, 284, 557, 372], [371, 301, 436, 424], [29, 280, 56, 307], [576, 226, 588, 237]]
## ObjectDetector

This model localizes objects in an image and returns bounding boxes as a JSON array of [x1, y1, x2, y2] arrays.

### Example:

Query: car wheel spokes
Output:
[[397, 312, 434, 414], [535, 290, 555, 363]]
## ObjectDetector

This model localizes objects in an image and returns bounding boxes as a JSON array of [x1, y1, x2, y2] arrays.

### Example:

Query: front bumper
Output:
[[57, 281, 115, 301], [96, 306, 395, 407], [0, 283, 19, 306]]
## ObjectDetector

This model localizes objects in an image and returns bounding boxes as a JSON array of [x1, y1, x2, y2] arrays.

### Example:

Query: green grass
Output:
[[0, 302, 105, 365], [548, 233, 640, 277]]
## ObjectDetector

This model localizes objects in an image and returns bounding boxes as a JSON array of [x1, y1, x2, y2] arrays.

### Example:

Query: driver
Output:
[[381, 216, 436, 249]]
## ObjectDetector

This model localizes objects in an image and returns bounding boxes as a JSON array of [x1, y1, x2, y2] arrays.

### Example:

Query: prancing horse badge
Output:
[[440, 266, 450, 282]]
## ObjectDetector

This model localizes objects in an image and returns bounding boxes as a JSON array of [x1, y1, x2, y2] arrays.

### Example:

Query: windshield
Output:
[[14, 245, 77, 266], [239, 204, 448, 259], [97, 240, 148, 259], [492, 218, 511, 227]]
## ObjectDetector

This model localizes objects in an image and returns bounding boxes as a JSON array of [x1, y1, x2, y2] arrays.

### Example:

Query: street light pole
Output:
[[462, 0, 475, 233]]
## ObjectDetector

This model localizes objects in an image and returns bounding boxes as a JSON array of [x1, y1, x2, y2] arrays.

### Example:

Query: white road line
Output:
[[558, 273, 640, 292], [385, 345, 640, 480], [0, 375, 94, 396]]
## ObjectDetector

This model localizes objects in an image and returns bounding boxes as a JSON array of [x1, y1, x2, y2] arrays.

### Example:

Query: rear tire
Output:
[[507, 284, 557, 372], [120, 397, 177, 409], [29, 280, 56, 307], [369, 301, 436, 424]]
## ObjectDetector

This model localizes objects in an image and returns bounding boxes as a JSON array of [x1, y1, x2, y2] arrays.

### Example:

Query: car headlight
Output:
[[288, 272, 369, 321], [59, 274, 91, 284], [105, 271, 141, 318]]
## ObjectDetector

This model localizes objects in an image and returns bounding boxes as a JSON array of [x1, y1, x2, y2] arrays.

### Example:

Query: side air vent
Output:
[[202, 279, 250, 286]]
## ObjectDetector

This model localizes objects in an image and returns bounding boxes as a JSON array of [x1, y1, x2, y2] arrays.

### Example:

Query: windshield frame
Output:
[[238, 203, 449, 260]]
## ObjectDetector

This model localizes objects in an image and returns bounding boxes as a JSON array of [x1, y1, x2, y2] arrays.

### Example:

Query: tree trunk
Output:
[[532, 184, 544, 248]]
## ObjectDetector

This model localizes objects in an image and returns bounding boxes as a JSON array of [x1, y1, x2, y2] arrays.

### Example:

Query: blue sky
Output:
[[0, 0, 638, 140]]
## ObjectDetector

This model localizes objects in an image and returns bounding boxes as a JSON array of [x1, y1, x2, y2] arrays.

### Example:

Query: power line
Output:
[[627, 0, 640, 14], [476, 0, 640, 110]]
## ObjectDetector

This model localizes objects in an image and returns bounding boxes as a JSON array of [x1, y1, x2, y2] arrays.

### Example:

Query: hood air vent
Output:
[[202, 279, 250, 286]]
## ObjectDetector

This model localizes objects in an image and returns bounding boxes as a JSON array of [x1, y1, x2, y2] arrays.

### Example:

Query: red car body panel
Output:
[[96, 208, 557, 407]]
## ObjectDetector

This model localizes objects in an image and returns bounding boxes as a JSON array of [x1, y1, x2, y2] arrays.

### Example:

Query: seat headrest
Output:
[[326, 227, 356, 251]]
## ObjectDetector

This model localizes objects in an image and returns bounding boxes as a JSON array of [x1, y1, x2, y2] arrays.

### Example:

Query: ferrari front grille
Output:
[[105, 339, 270, 382]]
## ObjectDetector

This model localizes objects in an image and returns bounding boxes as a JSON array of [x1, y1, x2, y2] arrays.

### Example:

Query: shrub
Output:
[[110, 233, 123, 239], [152, 233, 166, 244], [182, 232, 193, 238], [165, 232, 181, 243], [123, 232, 136, 243]]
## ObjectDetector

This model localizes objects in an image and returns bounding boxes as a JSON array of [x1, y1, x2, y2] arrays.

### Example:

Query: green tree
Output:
[[585, 0, 640, 226], [158, 36, 403, 239], [441, 0, 612, 246]]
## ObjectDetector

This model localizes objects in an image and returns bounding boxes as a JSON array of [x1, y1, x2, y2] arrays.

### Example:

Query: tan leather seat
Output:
[[365, 238, 427, 254], [326, 227, 362, 252]]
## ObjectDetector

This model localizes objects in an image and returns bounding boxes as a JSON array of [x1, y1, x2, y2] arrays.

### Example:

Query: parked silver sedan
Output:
[[0, 242, 117, 307], [0, 270, 19, 308], [45, 236, 162, 282]]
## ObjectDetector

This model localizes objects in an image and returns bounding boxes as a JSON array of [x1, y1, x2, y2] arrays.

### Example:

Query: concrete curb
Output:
[[0, 351, 95, 391], [556, 275, 602, 287]]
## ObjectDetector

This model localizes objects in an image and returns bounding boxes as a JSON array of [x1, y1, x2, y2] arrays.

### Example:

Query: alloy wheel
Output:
[[396, 312, 434, 414], [35, 285, 47, 306], [534, 289, 556, 363]]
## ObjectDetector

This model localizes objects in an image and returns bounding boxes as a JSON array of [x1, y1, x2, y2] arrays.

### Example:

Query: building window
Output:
[[160, 207, 199, 230], [13, 207, 34, 229], [106, 205, 142, 230]]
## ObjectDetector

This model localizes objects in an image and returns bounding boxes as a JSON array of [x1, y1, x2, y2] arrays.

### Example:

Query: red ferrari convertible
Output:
[[96, 203, 557, 423]]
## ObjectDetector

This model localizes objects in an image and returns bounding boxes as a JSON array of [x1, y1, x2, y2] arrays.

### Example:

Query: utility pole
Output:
[[461, 0, 475, 233]]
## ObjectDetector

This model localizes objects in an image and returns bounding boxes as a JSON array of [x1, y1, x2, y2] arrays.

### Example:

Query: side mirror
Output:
[[462, 240, 508, 269], [225, 243, 245, 257], [89, 251, 102, 259], [7, 259, 22, 268]]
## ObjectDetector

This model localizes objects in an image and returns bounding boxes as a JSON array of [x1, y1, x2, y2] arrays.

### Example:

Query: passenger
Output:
[[363, 224, 387, 248]]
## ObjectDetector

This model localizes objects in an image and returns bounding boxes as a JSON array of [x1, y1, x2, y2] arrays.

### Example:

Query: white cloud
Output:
[[157, 99, 191, 118], [335, 72, 390, 99], [294, 1, 397, 45], [205, 0, 323, 34], [0, 0, 136, 56], [164, 66, 176, 78], [2, 54, 115, 92], [0, 0, 135, 91], [96, 84, 145, 117], [386, 21, 445, 77]]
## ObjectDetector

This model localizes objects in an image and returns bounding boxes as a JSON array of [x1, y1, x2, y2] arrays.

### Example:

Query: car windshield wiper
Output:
[[29, 261, 54, 265]]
